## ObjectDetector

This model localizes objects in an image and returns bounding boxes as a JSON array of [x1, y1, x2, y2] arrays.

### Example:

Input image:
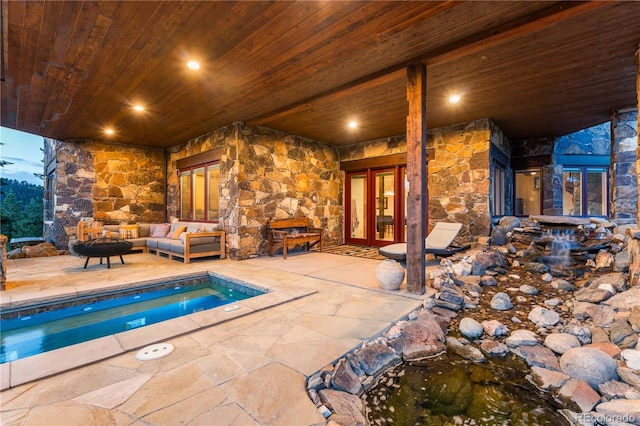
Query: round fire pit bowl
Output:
[[73, 237, 133, 269]]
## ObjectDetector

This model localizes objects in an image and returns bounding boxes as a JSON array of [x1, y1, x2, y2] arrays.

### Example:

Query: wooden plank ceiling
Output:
[[1, 1, 639, 149]]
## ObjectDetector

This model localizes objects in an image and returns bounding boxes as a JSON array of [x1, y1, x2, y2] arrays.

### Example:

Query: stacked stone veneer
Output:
[[611, 108, 638, 223], [43, 139, 166, 249], [167, 123, 342, 259], [338, 118, 508, 241]]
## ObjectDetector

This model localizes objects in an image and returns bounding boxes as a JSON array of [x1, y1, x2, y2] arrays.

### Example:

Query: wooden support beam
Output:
[[405, 64, 427, 295]]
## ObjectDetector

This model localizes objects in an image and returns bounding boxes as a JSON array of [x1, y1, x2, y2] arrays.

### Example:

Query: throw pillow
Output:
[[171, 225, 188, 239], [119, 224, 139, 239], [150, 223, 171, 238]]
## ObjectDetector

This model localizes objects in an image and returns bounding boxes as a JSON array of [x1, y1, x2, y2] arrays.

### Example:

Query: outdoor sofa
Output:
[[102, 222, 225, 263]]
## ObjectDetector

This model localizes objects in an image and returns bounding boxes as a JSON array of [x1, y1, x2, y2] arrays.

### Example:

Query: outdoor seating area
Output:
[[80, 222, 226, 264]]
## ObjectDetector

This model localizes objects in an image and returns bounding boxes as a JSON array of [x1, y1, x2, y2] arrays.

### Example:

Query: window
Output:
[[44, 171, 55, 221], [179, 162, 220, 221], [514, 168, 541, 216], [562, 167, 608, 216], [492, 159, 506, 216]]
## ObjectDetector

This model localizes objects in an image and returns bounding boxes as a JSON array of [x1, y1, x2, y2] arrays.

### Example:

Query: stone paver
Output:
[[0, 252, 425, 425]]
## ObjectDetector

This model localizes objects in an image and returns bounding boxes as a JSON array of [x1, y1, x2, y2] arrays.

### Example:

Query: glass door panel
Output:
[[373, 170, 395, 244], [193, 167, 205, 220], [346, 173, 368, 244], [514, 168, 541, 216], [586, 168, 607, 216], [563, 169, 582, 216], [179, 171, 191, 220]]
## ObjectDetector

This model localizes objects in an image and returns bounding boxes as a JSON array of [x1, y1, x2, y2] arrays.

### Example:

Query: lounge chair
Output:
[[378, 222, 471, 263]]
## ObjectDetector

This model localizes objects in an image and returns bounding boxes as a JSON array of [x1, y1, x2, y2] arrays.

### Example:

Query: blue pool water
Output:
[[0, 274, 265, 364]]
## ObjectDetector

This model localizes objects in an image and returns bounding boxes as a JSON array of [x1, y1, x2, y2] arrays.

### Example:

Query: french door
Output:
[[345, 167, 407, 246]]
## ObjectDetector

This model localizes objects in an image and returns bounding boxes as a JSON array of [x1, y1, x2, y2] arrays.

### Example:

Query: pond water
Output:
[[365, 352, 569, 426]]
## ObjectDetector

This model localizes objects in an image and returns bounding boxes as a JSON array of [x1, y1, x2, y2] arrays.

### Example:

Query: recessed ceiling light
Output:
[[104, 128, 115, 135], [348, 120, 358, 129], [449, 94, 461, 104], [187, 61, 200, 70], [133, 105, 144, 112]]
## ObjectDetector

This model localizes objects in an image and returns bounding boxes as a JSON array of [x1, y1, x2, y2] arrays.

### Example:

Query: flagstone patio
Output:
[[0, 251, 436, 425]]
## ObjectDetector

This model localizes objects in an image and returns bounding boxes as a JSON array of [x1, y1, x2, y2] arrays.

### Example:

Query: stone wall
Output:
[[43, 139, 166, 249], [337, 119, 501, 241], [337, 135, 407, 162], [610, 108, 638, 222], [167, 123, 342, 259], [428, 119, 495, 240], [554, 122, 610, 156]]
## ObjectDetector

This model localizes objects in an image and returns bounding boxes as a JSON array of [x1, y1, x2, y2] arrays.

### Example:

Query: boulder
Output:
[[480, 340, 510, 357], [446, 337, 485, 363], [481, 320, 509, 337], [529, 366, 570, 390], [512, 344, 560, 371], [330, 358, 363, 395], [490, 292, 513, 311], [354, 343, 401, 377], [621, 349, 640, 370], [459, 317, 484, 339], [596, 400, 640, 425], [319, 389, 366, 425], [528, 306, 560, 327], [559, 347, 619, 389], [544, 333, 581, 355], [505, 329, 538, 347], [562, 324, 592, 345], [400, 311, 446, 360], [610, 319, 637, 349], [558, 379, 601, 413]]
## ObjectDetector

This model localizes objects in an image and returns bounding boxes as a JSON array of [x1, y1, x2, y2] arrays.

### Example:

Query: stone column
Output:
[[0, 234, 8, 290], [542, 164, 563, 215], [610, 108, 638, 223]]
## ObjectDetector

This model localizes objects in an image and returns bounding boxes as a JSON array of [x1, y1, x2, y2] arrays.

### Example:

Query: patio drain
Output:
[[136, 343, 175, 361]]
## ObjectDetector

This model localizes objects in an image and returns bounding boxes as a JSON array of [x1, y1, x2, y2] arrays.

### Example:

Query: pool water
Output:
[[1, 274, 265, 363]]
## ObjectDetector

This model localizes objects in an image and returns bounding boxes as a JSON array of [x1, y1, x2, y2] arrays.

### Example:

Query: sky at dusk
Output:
[[0, 127, 45, 186]]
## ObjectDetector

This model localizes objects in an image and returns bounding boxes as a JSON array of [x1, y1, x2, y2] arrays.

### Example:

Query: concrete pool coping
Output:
[[1, 269, 317, 389]]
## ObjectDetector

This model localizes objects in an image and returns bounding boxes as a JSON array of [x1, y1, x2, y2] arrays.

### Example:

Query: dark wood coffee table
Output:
[[73, 237, 133, 269]]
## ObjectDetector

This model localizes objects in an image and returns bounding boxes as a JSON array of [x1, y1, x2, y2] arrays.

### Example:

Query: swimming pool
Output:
[[1, 273, 267, 364]]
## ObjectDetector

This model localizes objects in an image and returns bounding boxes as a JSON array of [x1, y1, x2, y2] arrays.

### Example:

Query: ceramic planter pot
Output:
[[375, 259, 405, 290]]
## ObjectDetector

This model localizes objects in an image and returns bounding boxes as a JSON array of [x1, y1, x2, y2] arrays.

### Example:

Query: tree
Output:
[[0, 190, 23, 241], [19, 198, 44, 237]]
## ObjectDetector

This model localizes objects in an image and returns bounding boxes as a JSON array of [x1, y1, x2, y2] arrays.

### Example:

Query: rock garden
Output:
[[306, 216, 640, 426]]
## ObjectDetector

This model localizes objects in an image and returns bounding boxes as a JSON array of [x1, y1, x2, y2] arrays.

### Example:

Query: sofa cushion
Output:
[[138, 223, 151, 238], [150, 223, 171, 238], [157, 238, 174, 251], [186, 224, 204, 233], [171, 225, 188, 239], [203, 224, 220, 232], [120, 224, 139, 239]]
